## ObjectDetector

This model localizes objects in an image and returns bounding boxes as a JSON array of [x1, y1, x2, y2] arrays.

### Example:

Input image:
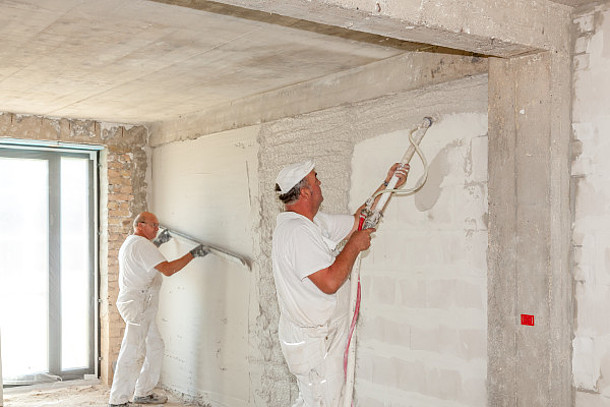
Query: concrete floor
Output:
[[2, 380, 198, 407]]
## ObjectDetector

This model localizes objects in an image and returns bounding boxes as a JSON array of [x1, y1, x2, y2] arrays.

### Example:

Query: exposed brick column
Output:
[[100, 149, 140, 385], [100, 129, 148, 386]]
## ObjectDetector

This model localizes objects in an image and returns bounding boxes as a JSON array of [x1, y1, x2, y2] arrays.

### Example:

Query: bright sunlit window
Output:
[[0, 145, 97, 386]]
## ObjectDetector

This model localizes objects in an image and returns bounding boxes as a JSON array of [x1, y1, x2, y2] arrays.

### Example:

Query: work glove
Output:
[[190, 244, 211, 258], [153, 229, 172, 247]]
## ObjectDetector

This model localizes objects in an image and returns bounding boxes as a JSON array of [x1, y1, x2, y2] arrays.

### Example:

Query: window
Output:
[[0, 144, 98, 385]]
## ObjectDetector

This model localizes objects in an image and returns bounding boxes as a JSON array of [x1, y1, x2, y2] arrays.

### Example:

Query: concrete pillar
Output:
[[488, 51, 572, 406]]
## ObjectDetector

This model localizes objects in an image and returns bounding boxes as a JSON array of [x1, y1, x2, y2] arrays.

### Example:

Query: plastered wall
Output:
[[149, 73, 487, 406], [572, 3, 610, 405], [150, 127, 258, 406], [349, 105, 488, 405], [259, 74, 488, 405]]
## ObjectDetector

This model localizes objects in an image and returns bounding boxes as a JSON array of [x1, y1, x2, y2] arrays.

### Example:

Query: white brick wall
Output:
[[350, 113, 488, 406], [572, 4, 610, 404]]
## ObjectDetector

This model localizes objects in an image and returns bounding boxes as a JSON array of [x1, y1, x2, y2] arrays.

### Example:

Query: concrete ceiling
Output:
[[0, 0, 419, 125], [550, 0, 601, 6], [0, 0, 598, 126]]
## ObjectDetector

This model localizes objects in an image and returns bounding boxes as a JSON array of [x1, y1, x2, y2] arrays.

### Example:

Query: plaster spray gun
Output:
[[358, 116, 433, 231], [343, 116, 434, 407]]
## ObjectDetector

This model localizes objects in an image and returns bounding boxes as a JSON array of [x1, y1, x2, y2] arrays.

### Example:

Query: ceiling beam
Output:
[[149, 0, 572, 57]]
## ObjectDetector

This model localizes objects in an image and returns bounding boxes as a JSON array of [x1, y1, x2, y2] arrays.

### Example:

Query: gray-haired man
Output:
[[272, 159, 407, 406]]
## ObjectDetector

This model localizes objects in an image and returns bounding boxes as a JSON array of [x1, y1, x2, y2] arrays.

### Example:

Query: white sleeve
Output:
[[314, 212, 355, 242], [136, 239, 167, 273], [291, 224, 335, 281]]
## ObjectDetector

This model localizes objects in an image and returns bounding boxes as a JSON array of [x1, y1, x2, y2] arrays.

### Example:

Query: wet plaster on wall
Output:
[[256, 74, 487, 405], [572, 3, 610, 405], [150, 127, 257, 407], [0, 111, 149, 386], [349, 112, 488, 406]]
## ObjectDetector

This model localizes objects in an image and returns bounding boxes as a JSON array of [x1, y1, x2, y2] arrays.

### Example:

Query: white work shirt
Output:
[[118, 235, 166, 291], [272, 211, 354, 328]]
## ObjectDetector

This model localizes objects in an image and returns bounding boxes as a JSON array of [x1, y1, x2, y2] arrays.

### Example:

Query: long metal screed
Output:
[[158, 225, 252, 270]]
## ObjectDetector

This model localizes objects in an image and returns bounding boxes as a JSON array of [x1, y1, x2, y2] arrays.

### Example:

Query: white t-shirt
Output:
[[118, 235, 167, 292], [272, 211, 354, 328]]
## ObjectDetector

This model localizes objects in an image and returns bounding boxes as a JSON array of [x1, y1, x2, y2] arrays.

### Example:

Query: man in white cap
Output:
[[272, 159, 407, 406], [109, 211, 210, 407]]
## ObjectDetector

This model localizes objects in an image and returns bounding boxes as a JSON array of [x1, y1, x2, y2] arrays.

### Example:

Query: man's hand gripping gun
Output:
[[358, 116, 433, 231]]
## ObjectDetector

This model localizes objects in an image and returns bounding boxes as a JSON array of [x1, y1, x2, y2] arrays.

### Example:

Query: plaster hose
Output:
[[374, 116, 432, 205], [343, 117, 433, 407]]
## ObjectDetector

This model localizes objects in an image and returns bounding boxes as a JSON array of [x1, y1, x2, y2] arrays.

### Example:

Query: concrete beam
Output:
[[149, 52, 487, 145], [151, 0, 571, 57]]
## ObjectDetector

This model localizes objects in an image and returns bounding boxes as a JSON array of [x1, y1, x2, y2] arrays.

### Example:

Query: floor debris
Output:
[[3, 380, 198, 407]]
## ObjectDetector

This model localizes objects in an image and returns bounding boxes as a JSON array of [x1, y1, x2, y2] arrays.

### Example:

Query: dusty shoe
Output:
[[133, 393, 168, 404]]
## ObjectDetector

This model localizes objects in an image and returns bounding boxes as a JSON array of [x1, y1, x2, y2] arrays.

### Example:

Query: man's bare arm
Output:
[[308, 228, 374, 294]]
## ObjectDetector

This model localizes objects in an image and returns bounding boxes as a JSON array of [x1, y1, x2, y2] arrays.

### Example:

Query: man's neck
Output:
[[285, 203, 317, 222]]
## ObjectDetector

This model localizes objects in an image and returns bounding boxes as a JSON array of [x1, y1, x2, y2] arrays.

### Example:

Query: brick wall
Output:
[[572, 4, 610, 405], [351, 112, 488, 406]]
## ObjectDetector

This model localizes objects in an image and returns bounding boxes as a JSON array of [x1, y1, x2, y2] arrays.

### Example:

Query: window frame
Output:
[[0, 143, 99, 384]]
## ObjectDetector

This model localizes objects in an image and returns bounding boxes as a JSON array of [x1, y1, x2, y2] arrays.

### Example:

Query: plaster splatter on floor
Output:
[[3, 381, 198, 407]]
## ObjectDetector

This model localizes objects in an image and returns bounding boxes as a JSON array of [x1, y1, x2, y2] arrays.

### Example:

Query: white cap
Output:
[[276, 159, 315, 194]]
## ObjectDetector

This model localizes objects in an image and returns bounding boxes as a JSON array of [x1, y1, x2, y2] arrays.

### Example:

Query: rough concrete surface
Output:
[[149, 52, 487, 144], [0, 0, 403, 124], [488, 49, 572, 406], [0, 0, 582, 126], [204, 0, 572, 56]]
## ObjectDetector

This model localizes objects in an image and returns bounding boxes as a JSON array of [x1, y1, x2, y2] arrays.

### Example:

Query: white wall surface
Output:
[[149, 73, 488, 406], [572, 4, 610, 405], [350, 113, 488, 406], [150, 127, 258, 406], [258, 74, 488, 406]]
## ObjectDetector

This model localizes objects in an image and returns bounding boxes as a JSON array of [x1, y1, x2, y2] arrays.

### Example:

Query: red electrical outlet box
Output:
[[521, 314, 535, 326]]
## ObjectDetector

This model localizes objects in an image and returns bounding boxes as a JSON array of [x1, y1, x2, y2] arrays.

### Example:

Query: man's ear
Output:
[[300, 186, 311, 200]]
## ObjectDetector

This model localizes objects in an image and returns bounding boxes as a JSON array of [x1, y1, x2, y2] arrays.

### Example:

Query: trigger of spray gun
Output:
[[359, 197, 381, 230]]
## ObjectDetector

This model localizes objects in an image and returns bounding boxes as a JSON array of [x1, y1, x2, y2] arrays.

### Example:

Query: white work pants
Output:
[[279, 315, 348, 407], [109, 289, 164, 405]]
